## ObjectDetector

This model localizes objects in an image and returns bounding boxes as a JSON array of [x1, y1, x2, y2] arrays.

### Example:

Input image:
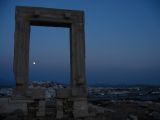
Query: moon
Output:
[[33, 61, 36, 65]]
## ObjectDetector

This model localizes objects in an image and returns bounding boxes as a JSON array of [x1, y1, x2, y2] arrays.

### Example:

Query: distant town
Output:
[[1, 81, 160, 102]]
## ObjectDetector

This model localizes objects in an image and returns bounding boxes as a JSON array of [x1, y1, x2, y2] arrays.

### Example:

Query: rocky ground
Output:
[[0, 101, 160, 120]]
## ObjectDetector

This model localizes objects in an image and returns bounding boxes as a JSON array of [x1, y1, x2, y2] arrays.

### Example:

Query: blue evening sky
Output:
[[0, 0, 160, 86]]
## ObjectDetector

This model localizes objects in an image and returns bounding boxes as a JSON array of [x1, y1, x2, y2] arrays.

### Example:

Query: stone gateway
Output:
[[13, 6, 88, 118]]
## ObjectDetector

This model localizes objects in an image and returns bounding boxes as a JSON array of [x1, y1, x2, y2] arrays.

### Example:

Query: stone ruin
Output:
[[12, 6, 88, 119]]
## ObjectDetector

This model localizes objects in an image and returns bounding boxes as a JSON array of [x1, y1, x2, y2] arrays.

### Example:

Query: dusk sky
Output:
[[0, 0, 160, 86]]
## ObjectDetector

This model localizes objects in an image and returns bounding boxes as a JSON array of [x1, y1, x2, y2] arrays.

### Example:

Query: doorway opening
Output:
[[29, 26, 70, 86]]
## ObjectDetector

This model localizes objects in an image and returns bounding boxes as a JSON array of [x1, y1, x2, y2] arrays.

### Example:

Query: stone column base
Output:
[[56, 99, 64, 119], [73, 98, 89, 118]]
